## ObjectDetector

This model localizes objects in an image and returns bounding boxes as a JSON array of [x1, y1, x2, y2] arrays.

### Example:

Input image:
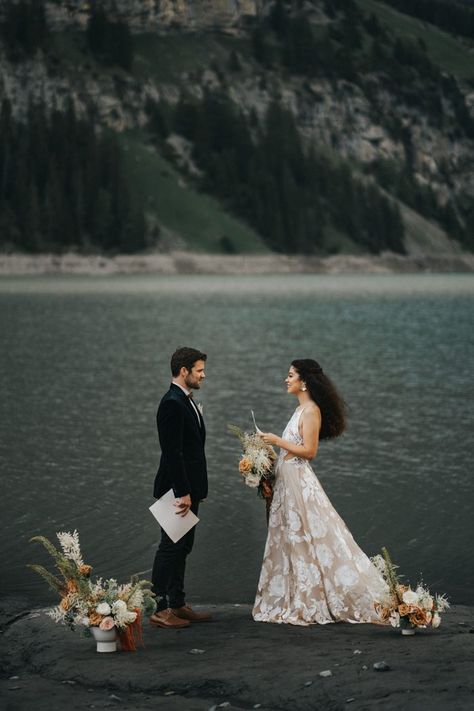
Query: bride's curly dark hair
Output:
[[291, 359, 347, 439]]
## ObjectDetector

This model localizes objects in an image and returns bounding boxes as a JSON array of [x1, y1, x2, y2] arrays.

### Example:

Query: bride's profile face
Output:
[[285, 365, 303, 396]]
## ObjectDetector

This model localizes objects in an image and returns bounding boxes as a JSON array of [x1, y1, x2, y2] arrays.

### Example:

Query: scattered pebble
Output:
[[361, 665, 368, 671], [304, 681, 313, 686], [109, 694, 122, 701], [319, 670, 332, 678], [189, 648, 206, 654], [373, 661, 391, 672], [353, 649, 362, 655]]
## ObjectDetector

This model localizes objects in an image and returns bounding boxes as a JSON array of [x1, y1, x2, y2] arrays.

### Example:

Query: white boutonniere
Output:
[[197, 402, 204, 416]]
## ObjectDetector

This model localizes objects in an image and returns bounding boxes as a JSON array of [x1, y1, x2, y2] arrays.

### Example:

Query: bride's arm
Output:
[[261, 408, 321, 460]]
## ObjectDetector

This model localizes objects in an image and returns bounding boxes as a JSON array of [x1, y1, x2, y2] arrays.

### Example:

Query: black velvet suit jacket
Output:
[[153, 384, 207, 501]]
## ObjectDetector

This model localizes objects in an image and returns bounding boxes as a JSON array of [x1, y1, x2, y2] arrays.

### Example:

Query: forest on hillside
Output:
[[0, 0, 473, 254]]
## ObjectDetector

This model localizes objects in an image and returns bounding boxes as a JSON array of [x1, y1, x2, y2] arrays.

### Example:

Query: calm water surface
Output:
[[1, 274, 473, 605]]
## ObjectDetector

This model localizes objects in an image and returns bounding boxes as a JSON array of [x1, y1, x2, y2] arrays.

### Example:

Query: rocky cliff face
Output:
[[8, 0, 259, 32]]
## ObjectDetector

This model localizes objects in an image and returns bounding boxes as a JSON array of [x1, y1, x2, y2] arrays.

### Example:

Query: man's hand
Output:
[[174, 494, 192, 517]]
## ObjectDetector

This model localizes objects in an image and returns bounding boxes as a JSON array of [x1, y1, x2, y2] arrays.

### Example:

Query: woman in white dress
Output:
[[253, 359, 387, 626]]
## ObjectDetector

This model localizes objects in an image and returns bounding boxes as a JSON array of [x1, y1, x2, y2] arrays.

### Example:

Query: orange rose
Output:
[[239, 457, 252, 474], [88, 611, 103, 626], [60, 596, 71, 611], [398, 603, 412, 617], [78, 564, 92, 577], [409, 609, 428, 627], [66, 579, 79, 594], [376, 606, 392, 622]]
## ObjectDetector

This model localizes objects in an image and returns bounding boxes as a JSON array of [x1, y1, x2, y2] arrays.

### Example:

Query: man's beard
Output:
[[185, 376, 200, 390]]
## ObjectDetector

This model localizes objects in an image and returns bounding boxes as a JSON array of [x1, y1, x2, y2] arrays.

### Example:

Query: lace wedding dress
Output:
[[252, 406, 387, 626]]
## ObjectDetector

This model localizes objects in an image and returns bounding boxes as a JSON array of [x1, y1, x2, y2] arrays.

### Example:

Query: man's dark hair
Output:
[[171, 347, 207, 376]]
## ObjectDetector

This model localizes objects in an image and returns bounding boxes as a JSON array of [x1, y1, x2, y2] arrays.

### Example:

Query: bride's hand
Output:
[[261, 432, 279, 446]]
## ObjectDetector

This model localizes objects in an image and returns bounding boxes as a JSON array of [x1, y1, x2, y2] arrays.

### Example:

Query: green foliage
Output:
[[0, 0, 48, 61], [0, 98, 147, 253], [379, 0, 474, 41], [161, 92, 405, 255], [86, 6, 134, 70]]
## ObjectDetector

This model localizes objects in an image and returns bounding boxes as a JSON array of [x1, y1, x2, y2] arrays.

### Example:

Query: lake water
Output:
[[1, 274, 473, 606]]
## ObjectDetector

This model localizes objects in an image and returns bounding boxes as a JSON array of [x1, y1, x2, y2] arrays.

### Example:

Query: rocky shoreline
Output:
[[1, 251, 474, 276], [1, 597, 473, 710]]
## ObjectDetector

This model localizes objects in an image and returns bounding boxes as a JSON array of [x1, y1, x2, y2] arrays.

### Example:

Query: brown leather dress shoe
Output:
[[170, 605, 213, 622], [149, 609, 191, 628]]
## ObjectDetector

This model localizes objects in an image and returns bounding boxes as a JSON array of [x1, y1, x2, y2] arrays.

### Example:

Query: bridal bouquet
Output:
[[371, 547, 449, 634], [228, 424, 277, 505], [29, 530, 156, 651]]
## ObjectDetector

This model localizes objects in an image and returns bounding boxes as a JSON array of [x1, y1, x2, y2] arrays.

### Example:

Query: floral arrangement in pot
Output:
[[371, 547, 450, 635], [28, 531, 156, 652]]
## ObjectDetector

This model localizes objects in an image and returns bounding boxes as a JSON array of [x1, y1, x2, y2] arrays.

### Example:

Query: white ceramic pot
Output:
[[90, 626, 117, 652], [401, 626, 416, 636]]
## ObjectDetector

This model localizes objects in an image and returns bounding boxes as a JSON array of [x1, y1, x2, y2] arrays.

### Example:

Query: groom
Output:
[[150, 347, 212, 628]]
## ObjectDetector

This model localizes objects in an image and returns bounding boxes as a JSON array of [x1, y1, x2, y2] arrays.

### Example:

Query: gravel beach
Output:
[[1, 251, 474, 276], [1, 598, 473, 711]]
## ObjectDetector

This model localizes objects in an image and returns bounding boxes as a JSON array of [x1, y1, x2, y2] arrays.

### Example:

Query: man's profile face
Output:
[[184, 360, 206, 390]]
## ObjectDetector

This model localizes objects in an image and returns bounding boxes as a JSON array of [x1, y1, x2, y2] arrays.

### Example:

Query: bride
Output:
[[253, 359, 387, 626]]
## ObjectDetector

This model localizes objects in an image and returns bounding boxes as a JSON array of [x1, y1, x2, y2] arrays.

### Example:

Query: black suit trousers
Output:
[[151, 501, 200, 610]]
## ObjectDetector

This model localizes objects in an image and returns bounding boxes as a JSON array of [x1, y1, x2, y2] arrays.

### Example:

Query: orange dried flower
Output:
[[78, 564, 92, 577], [60, 596, 71, 611], [66, 579, 79, 594], [409, 608, 428, 627], [88, 611, 103, 626], [239, 457, 252, 474]]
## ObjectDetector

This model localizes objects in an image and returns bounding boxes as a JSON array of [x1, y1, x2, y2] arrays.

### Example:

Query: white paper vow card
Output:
[[149, 489, 199, 543]]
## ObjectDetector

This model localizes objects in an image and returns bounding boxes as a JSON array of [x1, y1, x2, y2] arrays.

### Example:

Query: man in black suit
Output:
[[150, 347, 212, 628]]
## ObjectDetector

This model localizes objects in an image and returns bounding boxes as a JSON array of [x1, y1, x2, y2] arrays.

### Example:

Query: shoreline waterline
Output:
[[1, 250, 474, 276]]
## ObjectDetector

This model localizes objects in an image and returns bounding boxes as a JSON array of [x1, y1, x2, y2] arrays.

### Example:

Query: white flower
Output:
[[112, 599, 137, 628], [244, 472, 260, 488], [112, 600, 127, 613], [80, 617, 90, 627], [197, 402, 204, 415], [96, 602, 111, 615], [402, 589, 419, 605], [56, 530, 84, 566], [432, 612, 441, 628], [389, 611, 400, 627]]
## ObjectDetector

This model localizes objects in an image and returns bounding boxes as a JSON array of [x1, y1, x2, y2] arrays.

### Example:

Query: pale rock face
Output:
[[32, 0, 258, 32]]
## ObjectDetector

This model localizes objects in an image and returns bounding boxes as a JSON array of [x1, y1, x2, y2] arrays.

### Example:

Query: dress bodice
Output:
[[279, 406, 306, 465]]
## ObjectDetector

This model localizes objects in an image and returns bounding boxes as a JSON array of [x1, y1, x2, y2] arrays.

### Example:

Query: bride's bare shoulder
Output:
[[301, 403, 321, 423]]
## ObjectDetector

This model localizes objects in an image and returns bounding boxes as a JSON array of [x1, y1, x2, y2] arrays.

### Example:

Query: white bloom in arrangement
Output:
[[56, 530, 84, 566], [128, 588, 144, 610], [402, 588, 419, 605], [389, 611, 400, 627], [112, 599, 137, 628], [47, 606, 66, 623], [244, 472, 261, 488], [432, 612, 441, 628], [197, 402, 204, 415], [80, 616, 90, 627], [96, 602, 112, 615], [435, 593, 450, 612], [416, 586, 433, 611]]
